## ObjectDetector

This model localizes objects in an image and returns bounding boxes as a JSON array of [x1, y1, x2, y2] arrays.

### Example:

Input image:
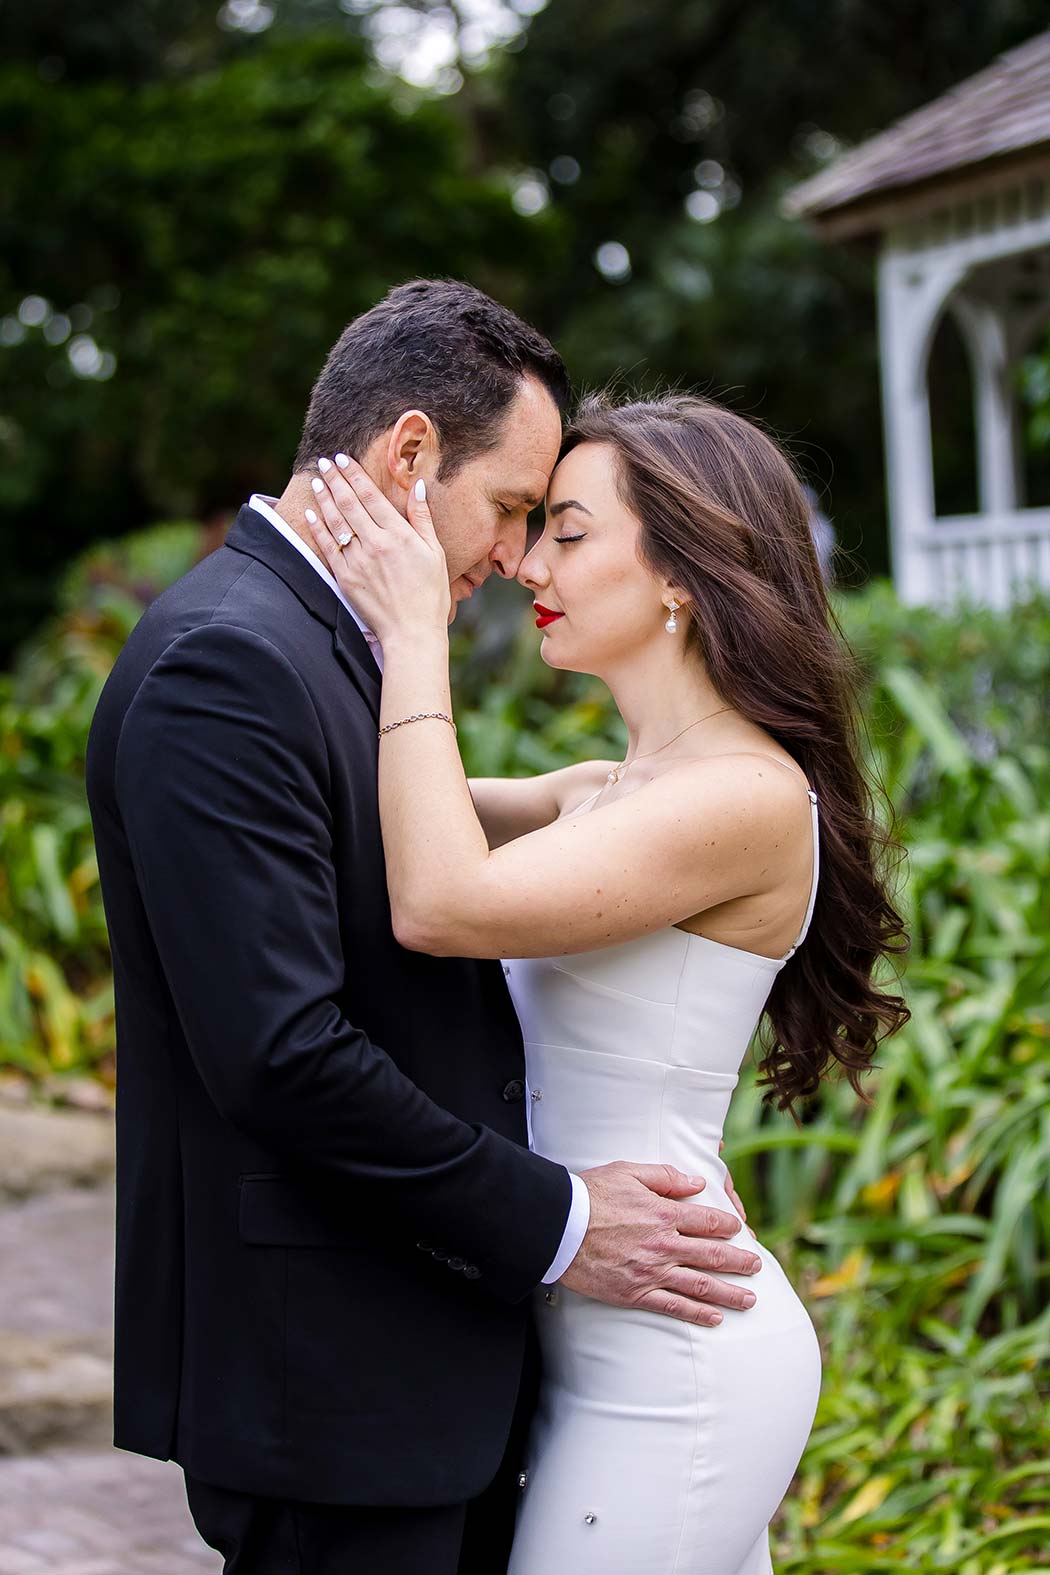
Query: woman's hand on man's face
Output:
[[305, 454, 451, 641]]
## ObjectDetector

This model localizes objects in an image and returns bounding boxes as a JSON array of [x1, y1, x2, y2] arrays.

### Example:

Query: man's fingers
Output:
[[633, 1290, 725, 1329], [675, 1201, 745, 1239], [625, 1162, 706, 1199], [675, 1236, 762, 1276], [660, 1267, 758, 1312]]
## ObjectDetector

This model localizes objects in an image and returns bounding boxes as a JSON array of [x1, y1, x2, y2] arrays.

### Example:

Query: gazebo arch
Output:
[[785, 31, 1050, 607]]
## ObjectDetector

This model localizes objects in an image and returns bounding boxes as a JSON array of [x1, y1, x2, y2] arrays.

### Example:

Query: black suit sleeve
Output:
[[114, 621, 571, 1303]]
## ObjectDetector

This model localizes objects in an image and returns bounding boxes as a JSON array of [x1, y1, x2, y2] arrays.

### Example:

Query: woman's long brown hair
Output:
[[562, 391, 910, 1112]]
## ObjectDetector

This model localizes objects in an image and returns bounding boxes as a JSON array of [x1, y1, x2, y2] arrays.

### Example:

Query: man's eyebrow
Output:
[[507, 489, 546, 509], [549, 498, 594, 518]]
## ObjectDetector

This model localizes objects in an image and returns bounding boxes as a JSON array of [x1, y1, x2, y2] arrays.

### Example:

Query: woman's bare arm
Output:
[[302, 458, 806, 962], [468, 760, 619, 849], [370, 612, 801, 959]]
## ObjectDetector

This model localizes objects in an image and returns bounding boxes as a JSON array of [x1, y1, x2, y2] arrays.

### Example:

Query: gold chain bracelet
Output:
[[378, 711, 457, 739]]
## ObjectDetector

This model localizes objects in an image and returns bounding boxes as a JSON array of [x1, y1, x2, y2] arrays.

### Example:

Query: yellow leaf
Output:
[[861, 1171, 901, 1209], [811, 1247, 868, 1298], [841, 1474, 895, 1524]]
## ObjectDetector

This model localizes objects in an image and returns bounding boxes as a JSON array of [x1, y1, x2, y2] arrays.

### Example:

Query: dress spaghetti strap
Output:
[[781, 790, 820, 961]]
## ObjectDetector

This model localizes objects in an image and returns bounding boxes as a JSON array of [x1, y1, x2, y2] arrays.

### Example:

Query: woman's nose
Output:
[[517, 543, 548, 591]]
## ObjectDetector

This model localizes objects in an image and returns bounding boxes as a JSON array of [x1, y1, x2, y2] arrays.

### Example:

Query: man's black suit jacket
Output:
[[85, 506, 572, 1507]]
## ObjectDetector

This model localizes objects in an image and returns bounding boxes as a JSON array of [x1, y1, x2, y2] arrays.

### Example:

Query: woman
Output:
[[306, 392, 909, 1574]]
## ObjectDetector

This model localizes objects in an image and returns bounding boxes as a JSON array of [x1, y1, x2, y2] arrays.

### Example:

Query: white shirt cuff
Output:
[[540, 1172, 590, 1285]]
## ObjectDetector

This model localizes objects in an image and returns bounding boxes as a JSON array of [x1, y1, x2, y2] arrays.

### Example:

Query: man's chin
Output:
[[449, 577, 477, 617]]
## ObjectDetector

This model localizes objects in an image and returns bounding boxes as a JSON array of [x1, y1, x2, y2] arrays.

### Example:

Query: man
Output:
[[86, 279, 759, 1574]]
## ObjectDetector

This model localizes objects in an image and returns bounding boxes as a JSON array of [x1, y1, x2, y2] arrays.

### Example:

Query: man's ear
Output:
[[384, 409, 437, 495]]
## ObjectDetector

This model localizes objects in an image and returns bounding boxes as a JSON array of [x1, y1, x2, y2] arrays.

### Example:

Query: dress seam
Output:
[[670, 1291, 706, 1575], [549, 961, 678, 1006], [666, 923, 703, 1575]]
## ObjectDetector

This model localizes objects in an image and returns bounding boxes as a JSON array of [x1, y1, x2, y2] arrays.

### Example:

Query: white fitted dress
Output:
[[503, 783, 823, 1575]]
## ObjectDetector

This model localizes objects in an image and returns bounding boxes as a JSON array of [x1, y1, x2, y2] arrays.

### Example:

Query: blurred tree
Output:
[[0, 30, 565, 654], [3, 0, 1049, 651], [476, 0, 1050, 577]]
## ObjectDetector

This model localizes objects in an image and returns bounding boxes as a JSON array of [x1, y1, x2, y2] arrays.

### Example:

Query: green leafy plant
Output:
[[2, 534, 1048, 1569]]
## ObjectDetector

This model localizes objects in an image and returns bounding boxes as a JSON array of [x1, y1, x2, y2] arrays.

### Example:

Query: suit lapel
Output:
[[332, 607, 382, 724], [225, 505, 381, 722]]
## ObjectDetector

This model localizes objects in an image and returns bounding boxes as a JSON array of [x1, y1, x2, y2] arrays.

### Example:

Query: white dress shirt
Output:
[[247, 496, 589, 1284]]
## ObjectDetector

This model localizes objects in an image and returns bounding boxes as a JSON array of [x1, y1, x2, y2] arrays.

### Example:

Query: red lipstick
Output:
[[534, 603, 564, 629]]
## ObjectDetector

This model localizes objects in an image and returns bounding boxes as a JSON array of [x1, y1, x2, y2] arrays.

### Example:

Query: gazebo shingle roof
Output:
[[784, 29, 1050, 228]]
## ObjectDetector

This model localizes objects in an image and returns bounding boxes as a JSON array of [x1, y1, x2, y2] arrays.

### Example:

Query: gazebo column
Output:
[[877, 248, 965, 604], [950, 291, 1020, 514]]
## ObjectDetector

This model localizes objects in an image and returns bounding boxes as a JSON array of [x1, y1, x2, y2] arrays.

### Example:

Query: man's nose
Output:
[[491, 519, 530, 579]]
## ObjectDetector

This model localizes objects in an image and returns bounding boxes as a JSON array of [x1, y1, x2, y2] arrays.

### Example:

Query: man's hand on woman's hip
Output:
[[559, 1162, 761, 1327]]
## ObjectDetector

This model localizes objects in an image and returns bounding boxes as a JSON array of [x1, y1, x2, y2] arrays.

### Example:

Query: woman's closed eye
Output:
[[554, 533, 586, 544]]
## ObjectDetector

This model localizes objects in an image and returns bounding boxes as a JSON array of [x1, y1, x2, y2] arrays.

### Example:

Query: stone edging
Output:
[[0, 1106, 115, 1202]]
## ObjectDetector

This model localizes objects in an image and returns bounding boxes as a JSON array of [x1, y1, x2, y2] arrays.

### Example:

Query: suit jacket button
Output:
[[416, 1241, 434, 1252], [432, 1248, 450, 1262], [448, 1257, 466, 1270], [502, 1079, 526, 1102], [463, 1265, 481, 1279]]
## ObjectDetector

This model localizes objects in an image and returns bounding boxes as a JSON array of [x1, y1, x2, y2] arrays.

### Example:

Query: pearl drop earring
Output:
[[664, 598, 680, 634]]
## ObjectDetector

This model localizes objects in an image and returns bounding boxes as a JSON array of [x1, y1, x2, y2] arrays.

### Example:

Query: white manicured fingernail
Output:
[[335, 453, 349, 468], [317, 457, 332, 473], [415, 478, 426, 501], [305, 508, 317, 524], [311, 477, 324, 493]]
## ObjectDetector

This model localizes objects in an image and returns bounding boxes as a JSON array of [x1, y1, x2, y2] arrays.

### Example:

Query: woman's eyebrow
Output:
[[548, 498, 594, 517]]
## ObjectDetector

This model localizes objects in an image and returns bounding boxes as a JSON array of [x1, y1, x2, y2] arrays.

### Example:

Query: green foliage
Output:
[[0, 523, 205, 1080], [1019, 330, 1050, 453], [6, 1, 1050, 651], [491, 0, 1050, 579], [2, 529, 1049, 1569], [0, 30, 565, 652]]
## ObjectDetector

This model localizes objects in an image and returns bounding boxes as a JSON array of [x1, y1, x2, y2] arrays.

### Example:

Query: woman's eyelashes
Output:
[[554, 533, 586, 544]]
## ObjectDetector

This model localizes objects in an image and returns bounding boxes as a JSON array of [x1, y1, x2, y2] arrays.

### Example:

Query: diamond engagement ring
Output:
[[336, 530, 354, 548]]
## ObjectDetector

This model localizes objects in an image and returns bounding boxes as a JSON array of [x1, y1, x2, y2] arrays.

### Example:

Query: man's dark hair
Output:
[[294, 279, 571, 479]]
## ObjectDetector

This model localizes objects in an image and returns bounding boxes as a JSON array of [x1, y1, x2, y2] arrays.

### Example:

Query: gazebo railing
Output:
[[900, 507, 1050, 607]]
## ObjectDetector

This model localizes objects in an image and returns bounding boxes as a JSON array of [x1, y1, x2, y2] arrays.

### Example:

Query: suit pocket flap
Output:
[[238, 1175, 359, 1250]]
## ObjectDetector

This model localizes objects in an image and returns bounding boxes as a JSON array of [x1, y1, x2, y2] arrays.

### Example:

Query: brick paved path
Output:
[[0, 1448, 219, 1575], [0, 1186, 220, 1572]]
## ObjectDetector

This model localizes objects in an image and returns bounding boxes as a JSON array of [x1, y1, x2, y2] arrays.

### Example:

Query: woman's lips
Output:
[[534, 603, 564, 629]]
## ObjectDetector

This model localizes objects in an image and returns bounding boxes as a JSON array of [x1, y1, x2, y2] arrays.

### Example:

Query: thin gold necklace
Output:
[[605, 706, 733, 787]]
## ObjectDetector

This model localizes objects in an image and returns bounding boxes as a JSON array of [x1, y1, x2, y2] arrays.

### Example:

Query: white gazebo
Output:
[[784, 31, 1050, 607]]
